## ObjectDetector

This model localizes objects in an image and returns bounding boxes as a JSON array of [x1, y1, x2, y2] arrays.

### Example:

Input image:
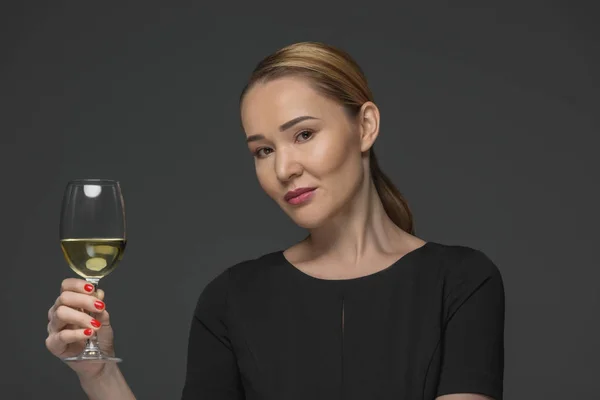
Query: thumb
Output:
[[95, 289, 105, 301]]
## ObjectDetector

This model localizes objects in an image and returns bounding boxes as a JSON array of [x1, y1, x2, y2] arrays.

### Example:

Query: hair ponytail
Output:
[[241, 41, 415, 233], [369, 150, 414, 234]]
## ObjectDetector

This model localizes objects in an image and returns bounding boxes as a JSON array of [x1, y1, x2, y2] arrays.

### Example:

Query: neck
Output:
[[303, 177, 408, 266]]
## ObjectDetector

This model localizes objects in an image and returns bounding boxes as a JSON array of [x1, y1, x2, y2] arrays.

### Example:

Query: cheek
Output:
[[255, 162, 278, 196], [308, 133, 362, 187]]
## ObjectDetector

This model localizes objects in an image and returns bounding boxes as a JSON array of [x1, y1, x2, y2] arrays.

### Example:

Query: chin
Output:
[[279, 193, 345, 229], [286, 208, 330, 229]]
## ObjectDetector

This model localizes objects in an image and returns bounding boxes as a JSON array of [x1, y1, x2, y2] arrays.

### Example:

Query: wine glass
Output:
[[59, 179, 126, 363]]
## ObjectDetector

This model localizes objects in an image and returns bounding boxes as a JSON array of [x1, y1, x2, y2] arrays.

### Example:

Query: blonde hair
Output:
[[240, 41, 414, 234]]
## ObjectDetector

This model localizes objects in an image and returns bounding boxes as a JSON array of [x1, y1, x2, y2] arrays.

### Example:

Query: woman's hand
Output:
[[45, 278, 116, 381]]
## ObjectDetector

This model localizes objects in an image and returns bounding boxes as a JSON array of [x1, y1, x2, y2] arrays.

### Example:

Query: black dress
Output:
[[181, 241, 505, 400]]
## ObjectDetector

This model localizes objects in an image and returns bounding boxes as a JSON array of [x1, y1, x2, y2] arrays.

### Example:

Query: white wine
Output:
[[61, 238, 126, 279]]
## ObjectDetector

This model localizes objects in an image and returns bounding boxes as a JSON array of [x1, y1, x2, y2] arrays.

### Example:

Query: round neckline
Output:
[[278, 241, 433, 283]]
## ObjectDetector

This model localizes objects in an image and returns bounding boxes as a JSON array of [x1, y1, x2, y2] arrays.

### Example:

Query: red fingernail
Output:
[[84, 284, 94, 293], [90, 319, 101, 328], [94, 300, 105, 310], [84, 328, 93, 336]]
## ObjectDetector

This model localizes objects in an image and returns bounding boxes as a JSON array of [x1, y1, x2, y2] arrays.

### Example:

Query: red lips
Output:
[[284, 187, 316, 202]]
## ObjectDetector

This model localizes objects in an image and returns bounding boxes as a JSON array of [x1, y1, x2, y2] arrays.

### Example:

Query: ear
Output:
[[357, 101, 380, 153]]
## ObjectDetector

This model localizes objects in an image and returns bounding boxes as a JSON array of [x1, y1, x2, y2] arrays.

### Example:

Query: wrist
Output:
[[79, 364, 134, 400]]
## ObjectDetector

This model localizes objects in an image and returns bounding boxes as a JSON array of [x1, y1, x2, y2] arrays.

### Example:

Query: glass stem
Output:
[[84, 278, 101, 355]]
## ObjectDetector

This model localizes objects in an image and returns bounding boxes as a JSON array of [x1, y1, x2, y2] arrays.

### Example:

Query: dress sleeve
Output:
[[181, 268, 245, 399], [436, 249, 506, 400]]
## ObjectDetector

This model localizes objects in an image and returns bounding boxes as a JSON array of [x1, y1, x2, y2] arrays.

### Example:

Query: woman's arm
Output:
[[435, 249, 506, 400], [79, 365, 136, 400]]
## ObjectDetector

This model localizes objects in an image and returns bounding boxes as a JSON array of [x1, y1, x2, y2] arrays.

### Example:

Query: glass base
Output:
[[62, 349, 122, 363]]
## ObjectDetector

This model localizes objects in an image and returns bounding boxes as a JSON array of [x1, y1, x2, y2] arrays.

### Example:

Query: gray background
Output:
[[1, 2, 598, 399]]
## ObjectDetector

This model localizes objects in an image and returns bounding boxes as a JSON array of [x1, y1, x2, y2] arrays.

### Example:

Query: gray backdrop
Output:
[[1, 2, 598, 399]]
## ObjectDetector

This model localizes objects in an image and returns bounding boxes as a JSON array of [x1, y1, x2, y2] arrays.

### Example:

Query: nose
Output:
[[274, 147, 303, 183]]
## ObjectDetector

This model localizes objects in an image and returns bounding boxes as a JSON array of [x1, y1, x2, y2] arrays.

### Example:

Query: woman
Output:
[[46, 41, 505, 400]]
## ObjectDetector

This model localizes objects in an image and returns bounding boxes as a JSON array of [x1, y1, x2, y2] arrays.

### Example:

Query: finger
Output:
[[60, 278, 96, 295], [45, 328, 94, 355], [49, 281, 103, 321], [48, 304, 55, 322], [49, 279, 93, 319], [50, 305, 105, 333], [54, 290, 106, 314], [94, 309, 110, 326]]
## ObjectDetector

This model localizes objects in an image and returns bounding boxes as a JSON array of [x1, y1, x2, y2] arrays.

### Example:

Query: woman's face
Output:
[[241, 76, 378, 229]]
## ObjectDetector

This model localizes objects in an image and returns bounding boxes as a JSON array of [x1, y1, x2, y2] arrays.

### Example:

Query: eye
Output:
[[296, 130, 314, 142], [254, 147, 273, 158]]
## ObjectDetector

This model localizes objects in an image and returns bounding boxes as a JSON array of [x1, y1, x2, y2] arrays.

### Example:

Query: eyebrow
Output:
[[246, 115, 319, 143]]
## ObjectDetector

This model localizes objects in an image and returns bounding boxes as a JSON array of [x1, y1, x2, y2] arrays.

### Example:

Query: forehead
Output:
[[241, 76, 340, 135]]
